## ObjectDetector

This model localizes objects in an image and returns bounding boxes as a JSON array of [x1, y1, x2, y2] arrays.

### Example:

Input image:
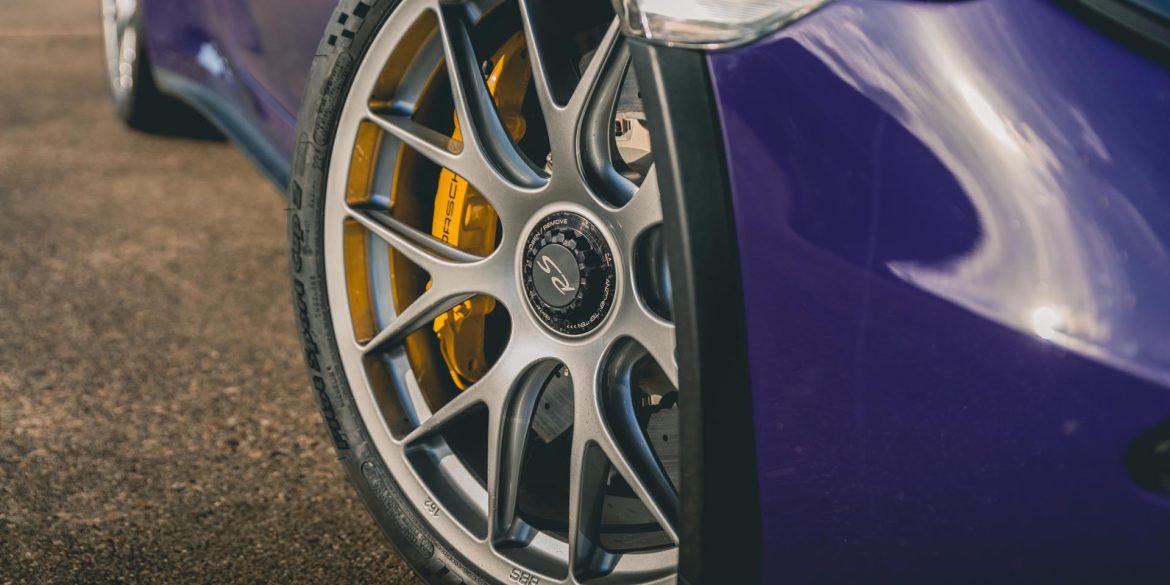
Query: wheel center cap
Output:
[[532, 244, 581, 308], [522, 212, 615, 336]]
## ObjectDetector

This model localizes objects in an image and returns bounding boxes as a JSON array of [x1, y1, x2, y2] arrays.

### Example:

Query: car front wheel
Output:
[[288, 1, 681, 583]]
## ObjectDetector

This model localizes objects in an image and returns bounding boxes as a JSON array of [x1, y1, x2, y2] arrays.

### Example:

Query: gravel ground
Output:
[[0, 2, 417, 583]]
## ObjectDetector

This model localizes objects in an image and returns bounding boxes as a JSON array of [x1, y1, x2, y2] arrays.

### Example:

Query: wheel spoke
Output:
[[434, 1, 544, 189], [361, 286, 473, 357], [363, 109, 477, 181], [600, 437, 679, 545], [487, 362, 560, 541], [568, 437, 615, 579], [626, 306, 678, 388], [115, 0, 136, 28], [401, 380, 486, 445], [569, 18, 624, 116], [516, 0, 555, 110], [560, 347, 619, 577], [346, 206, 482, 273], [598, 342, 680, 543], [402, 345, 535, 445], [572, 20, 637, 203], [516, 0, 573, 125], [616, 165, 663, 242], [565, 343, 680, 575]]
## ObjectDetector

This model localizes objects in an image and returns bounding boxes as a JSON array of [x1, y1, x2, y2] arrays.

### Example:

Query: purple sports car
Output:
[[101, 0, 1170, 582]]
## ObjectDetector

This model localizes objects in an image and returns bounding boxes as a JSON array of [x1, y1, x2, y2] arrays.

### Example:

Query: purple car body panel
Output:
[[137, 0, 1170, 580], [709, 0, 1170, 581], [211, 0, 338, 116], [141, 0, 335, 172]]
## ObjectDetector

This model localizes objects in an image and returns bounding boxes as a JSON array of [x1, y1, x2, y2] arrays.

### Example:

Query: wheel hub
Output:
[[522, 212, 615, 336]]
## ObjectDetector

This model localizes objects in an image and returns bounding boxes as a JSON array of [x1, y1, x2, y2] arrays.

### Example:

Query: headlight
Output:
[[613, 0, 831, 49]]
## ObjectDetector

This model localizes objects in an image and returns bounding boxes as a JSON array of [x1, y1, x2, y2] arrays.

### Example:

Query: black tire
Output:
[[287, 1, 491, 583]]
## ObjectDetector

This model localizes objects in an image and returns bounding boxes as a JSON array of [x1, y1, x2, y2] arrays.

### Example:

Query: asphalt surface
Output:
[[0, 1, 417, 583]]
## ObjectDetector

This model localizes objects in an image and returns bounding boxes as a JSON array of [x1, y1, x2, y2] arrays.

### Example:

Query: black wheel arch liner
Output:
[[631, 43, 763, 585]]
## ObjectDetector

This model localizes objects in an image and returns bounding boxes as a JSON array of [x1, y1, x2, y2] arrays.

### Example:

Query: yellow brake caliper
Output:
[[431, 33, 531, 390]]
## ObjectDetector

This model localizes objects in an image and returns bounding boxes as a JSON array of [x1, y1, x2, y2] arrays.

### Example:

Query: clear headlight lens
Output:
[[614, 0, 830, 48]]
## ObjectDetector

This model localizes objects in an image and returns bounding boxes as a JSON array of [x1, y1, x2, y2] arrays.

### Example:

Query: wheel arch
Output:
[[631, 43, 762, 585]]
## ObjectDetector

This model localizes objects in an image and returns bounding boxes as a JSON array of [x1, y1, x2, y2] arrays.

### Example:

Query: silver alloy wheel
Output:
[[324, 1, 677, 582], [101, 0, 139, 99]]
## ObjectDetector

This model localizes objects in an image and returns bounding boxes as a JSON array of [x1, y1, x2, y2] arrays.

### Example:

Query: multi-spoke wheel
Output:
[[290, 1, 679, 583], [100, 0, 166, 127]]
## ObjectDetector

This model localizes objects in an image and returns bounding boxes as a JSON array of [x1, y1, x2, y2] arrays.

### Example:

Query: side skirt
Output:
[[154, 70, 292, 190]]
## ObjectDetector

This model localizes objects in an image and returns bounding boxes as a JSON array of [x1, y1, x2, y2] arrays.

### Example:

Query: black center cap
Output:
[[522, 212, 615, 336]]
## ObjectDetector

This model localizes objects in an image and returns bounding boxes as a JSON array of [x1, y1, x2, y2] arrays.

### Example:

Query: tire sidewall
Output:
[[287, 2, 494, 584]]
